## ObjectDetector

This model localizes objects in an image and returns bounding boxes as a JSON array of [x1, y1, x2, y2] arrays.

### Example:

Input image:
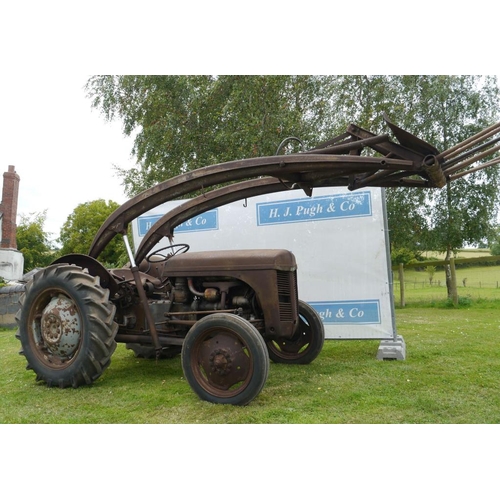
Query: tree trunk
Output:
[[445, 182, 454, 299], [445, 246, 453, 299]]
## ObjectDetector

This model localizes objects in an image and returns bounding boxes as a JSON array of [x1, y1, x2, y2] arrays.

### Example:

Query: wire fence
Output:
[[393, 280, 500, 290]]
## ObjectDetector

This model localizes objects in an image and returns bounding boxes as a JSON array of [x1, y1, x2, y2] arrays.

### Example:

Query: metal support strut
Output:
[[122, 233, 162, 356]]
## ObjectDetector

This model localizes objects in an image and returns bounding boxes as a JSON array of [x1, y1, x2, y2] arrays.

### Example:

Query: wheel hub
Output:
[[40, 295, 82, 358], [209, 348, 232, 375], [42, 313, 63, 344]]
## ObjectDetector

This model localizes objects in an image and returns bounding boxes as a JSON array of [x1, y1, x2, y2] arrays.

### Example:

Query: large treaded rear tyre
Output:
[[15, 264, 118, 388], [181, 313, 269, 405]]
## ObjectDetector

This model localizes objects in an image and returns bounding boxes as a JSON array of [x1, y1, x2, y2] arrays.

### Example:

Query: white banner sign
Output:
[[132, 187, 396, 340]]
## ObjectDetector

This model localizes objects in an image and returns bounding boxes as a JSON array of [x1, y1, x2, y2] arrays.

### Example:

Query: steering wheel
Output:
[[146, 243, 190, 263]]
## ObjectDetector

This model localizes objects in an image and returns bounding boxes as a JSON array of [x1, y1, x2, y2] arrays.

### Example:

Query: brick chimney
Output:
[[0, 165, 20, 249]]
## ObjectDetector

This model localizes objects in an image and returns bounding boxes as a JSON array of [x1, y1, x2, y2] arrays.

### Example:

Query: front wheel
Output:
[[266, 300, 324, 364], [15, 264, 118, 388], [181, 313, 269, 405]]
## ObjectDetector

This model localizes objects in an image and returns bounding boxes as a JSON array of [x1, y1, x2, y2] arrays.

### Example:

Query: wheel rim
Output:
[[268, 314, 312, 360], [189, 327, 254, 398], [28, 288, 83, 368]]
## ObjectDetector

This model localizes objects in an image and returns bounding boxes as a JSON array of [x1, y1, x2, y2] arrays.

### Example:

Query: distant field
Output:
[[394, 260, 500, 304], [420, 249, 491, 260]]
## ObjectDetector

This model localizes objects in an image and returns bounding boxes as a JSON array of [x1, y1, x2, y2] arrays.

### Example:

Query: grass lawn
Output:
[[2, 283, 497, 498], [2, 300, 500, 424]]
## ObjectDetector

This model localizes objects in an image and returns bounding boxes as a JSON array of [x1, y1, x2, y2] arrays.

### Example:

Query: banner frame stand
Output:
[[377, 335, 407, 360], [376, 188, 406, 361]]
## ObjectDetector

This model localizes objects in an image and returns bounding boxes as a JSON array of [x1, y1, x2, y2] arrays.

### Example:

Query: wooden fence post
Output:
[[398, 263, 405, 308], [450, 257, 458, 306]]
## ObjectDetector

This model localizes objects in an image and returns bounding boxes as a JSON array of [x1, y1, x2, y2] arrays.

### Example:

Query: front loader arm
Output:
[[89, 115, 500, 261], [89, 154, 412, 259]]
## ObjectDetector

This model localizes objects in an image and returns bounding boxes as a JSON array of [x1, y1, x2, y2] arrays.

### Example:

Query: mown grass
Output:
[[2, 298, 500, 424]]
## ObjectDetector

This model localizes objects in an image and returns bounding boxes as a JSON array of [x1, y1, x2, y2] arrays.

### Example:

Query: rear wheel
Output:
[[267, 300, 324, 364], [15, 264, 117, 388], [181, 313, 269, 405]]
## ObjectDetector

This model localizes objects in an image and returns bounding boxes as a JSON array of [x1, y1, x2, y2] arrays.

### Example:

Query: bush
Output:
[[391, 247, 420, 266]]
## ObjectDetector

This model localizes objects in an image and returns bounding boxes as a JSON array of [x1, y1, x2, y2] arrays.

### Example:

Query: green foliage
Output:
[[16, 211, 56, 272], [444, 295, 473, 308], [330, 75, 500, 302], [85, 75, 333, 196], [489, 225, 500, 255], [491, 243, 500, 256], [58, 199, 127, 267], [329, 75, 500, 253], [386, 187, 429, 253], [426, 265, 436, 284], [391, 247, 420, 265]]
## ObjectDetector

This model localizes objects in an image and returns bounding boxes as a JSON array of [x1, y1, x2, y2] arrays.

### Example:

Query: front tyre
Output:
[[15, 264, 118, 388], [267, 300, 324, 364], [181, 313, 269, 405]]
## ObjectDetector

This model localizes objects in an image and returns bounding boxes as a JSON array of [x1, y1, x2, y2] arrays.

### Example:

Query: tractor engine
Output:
[[169, 276, 257, 319]]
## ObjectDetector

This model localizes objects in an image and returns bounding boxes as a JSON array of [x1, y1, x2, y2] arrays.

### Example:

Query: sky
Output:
[[0, 74, 135, 241]]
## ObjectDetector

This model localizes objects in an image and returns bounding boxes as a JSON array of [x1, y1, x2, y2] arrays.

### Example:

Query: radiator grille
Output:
[[277, 270, 298, 321]]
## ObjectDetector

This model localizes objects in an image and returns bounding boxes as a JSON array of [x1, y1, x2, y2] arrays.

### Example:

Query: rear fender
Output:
[[51, 254, 119, 295]]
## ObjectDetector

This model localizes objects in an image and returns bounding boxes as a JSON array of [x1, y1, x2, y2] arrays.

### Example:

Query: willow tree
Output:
[[327, 76, 500, 287], [86, 75, 331, 196]]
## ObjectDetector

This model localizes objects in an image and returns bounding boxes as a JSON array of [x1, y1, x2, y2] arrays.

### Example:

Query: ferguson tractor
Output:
[[15, 114, 500, 405]]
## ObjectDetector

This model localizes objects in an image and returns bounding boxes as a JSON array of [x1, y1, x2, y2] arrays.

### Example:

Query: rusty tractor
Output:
[[16, 114, 500, 405]]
